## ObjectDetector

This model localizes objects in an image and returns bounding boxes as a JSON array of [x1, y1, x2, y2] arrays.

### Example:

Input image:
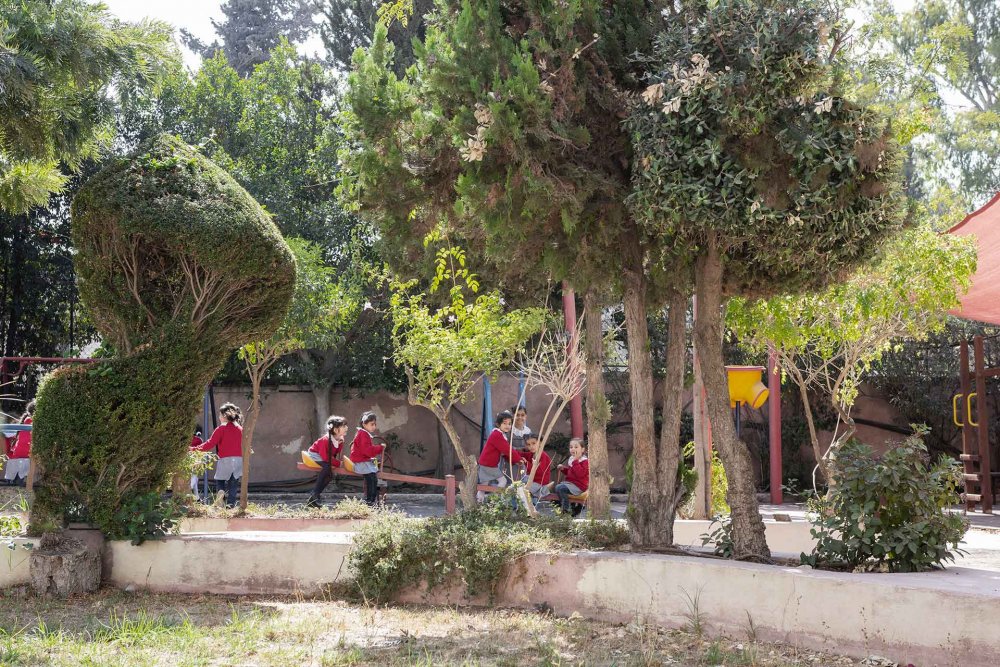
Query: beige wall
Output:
[[202, 376, 916, 488]]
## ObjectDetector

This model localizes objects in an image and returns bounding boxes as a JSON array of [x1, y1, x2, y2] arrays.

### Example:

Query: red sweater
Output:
[[478, 428, 524, 468], [197, 422, 243, 458], [560, 455, 589, 492], [308, 435, 344, 466], [189, 435, 203, 451], [348, 428, 384, 463], [8, 418, 31, 459], [522, 450, 551, 485]]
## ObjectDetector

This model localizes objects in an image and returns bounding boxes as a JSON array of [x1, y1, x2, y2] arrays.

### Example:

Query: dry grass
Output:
[[183, 497, 376, 521], [0, 589, 868, 666]]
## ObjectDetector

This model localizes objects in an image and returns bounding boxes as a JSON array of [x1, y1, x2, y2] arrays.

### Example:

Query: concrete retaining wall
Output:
[[399, 551, 1000, 667], [179, 517, 368, 533], [104, 531, 353, 595], [0, 537, 36, 589]]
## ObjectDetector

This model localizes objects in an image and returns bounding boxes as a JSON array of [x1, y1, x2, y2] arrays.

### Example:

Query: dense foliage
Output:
[[30, 135, 295, 535], [802, 431, 967, 573]]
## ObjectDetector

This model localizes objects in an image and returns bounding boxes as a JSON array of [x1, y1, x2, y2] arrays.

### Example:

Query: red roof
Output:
[[948, 192, 1000, 325]]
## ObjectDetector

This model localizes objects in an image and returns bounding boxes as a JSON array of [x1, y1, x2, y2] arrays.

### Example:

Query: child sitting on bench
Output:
[[306, 415, 347, 508], [553, 437, 588, 517], [520, 433, 551, 501], [477, 410, 523, 502], [349, 411, 384, 506]]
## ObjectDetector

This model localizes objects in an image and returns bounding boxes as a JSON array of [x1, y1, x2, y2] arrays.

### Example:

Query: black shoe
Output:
[[305, 496, 321, 509], [571, 504, 583, 518]]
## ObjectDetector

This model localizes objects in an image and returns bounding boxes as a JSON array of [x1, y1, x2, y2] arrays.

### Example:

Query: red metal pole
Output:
[[562, 283, 585, 439], [767, 347, 783, 505]]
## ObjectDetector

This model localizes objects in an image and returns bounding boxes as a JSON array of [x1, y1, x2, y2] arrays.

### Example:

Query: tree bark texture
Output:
[[657, 289, 688, 525], [583, 289, 611, 520], [693, 238, 770, 561], [240, 375, 262, 512], [623, 251, 678, 548], [438, 411, 478, 508]]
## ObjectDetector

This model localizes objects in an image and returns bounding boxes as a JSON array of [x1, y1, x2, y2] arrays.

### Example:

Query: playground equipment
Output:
[[953, 336, 996, 514]]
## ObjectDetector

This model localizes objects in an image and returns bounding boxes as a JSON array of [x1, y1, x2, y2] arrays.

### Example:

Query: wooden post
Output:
[[974, 336, 993, 514], [444, 474, 456, 515]]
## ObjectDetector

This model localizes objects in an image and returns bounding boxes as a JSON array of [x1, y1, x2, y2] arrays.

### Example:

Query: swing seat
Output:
[[568, 491, 588, 503], [342, 457, 356, 473], [300, 452, 322, 470]]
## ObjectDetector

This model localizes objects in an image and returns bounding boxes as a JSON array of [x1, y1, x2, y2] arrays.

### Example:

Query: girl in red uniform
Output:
[[189, 428, 204, 495], [349, 411, 384, 506], [477, 410, 523, 502], [3, 400, 34, 487], [195, 403, 244, 507], [520, 433, 552, 501], [554, 437, 589, 516], [306, 415, 347, 508]]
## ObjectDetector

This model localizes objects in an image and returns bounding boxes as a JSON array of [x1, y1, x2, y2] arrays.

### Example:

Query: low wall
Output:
[[104, 532, 353, 595], [398, 551, 1000, 667], [179, 517, 368, 533], [0, 537, 37, 589]]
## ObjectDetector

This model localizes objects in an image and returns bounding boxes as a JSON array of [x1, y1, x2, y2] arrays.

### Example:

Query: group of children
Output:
[[189, 405, 386, 508], [478, 406, 590, 515], [1, 400, 34, 487]]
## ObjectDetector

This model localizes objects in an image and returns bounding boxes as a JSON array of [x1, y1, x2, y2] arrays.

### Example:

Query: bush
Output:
[[30, 135, 295, 536], [348, 493, 628, 603], [801, 430, 968, 572]]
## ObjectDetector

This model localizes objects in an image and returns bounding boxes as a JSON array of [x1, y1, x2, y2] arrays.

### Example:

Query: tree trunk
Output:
[[438, 411, 477, 508], [693, 239, 770, 561], [311, 384, 332, 438], [657, 289, 687, 526], [435, 420, 455, 479], [583, 289, 611, 520], [240, 376, 262, 512], [622, 249, 676, 548]]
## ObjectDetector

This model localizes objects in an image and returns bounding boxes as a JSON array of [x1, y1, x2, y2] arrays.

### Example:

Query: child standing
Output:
[[3, 401, 34, 487], [520, 433, 551, 500], [553, 437, 589, 517], [306, 415, 347, 508], [477, 410, 523, 502], [349, 411, 384, 506], [510, 405, 531, 452], [194, 403, 244, 507]]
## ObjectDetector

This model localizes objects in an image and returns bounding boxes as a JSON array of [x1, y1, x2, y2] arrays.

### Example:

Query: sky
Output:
[[101, 0, 919, 72]]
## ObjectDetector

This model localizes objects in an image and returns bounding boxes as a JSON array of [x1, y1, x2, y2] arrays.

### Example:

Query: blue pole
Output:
[[481, 375, 493, 452], [517, 370, 526, 411]]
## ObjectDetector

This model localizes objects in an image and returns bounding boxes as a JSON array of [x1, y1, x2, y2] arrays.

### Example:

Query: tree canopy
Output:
[[0, 0, 177, 214]]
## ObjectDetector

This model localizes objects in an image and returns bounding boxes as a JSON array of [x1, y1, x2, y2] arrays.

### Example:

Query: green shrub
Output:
[[348, 493, 628, 603], [801, 430, 968, 572], [110, 492, 182, 546], [30, 135, 295, 536]]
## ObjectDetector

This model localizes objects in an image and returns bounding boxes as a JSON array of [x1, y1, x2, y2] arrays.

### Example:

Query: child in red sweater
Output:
[[189, 428, 204, 495], [520, 433, 552, 501], [349, 411, 384, 506], [3, 401, 34, 487], [554, 437, 589, 516], [477, 410, 523, 502], [306, 415, 347, 508], [194, 403, 244, 507]]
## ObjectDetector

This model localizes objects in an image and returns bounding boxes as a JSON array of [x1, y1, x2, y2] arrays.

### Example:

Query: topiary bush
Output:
[[29, 134, 295, 537], [801, 430, 968, 573]]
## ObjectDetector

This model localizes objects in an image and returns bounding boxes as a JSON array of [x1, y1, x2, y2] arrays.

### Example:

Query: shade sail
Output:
[[948, 192, 1000, 326]]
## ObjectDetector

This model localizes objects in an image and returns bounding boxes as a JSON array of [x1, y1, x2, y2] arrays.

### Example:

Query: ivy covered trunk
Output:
[[583, 289, 611, 520], [623, 252, 678, 548], [694, 241, 770, 561]]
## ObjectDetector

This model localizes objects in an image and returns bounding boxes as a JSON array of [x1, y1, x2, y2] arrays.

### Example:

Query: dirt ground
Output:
[[0, 589, 883, 667]]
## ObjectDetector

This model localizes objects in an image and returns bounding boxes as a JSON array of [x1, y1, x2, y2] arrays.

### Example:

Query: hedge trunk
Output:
[[583, 289, 611, 520], [694, 240, 770, 561]]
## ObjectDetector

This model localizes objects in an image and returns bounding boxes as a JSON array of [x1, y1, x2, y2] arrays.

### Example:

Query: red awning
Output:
[[948, 192, 1000, 326]]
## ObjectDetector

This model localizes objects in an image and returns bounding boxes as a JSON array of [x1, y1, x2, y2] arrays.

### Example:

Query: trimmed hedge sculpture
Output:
[[29, 135, 295, 537]]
